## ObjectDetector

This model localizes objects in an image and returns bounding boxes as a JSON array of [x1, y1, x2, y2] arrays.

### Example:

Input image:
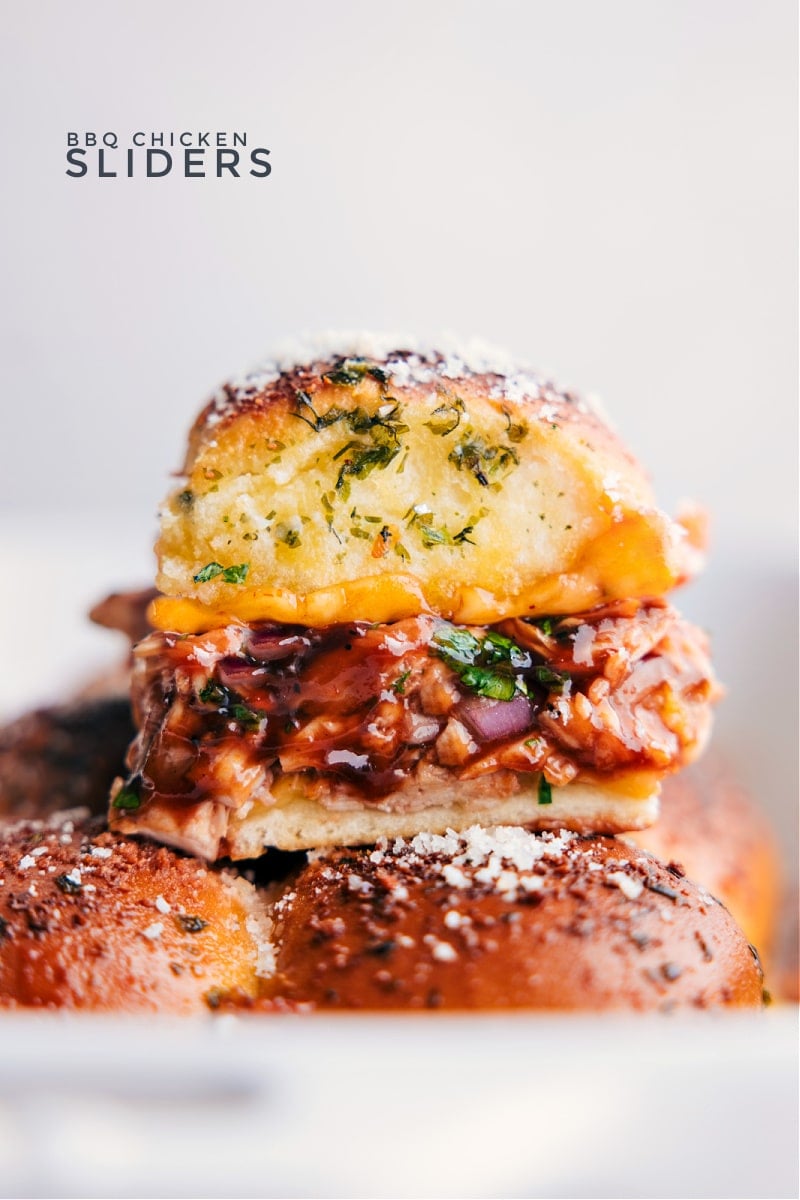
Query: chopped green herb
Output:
[[531, 665, 569, 693], [292, 390, 348, 432], [194, 562, 224, 582], [533, 617, 555, 636], [112, 789, 141, 811], [323, 357, 391, 387], [199, 680, 227, 706], [223, 563, 249, 583], [350, 526, 371, 540], [502, 409, 528, 443], [198, 679, 265, 730], [482, 630, 532, 669], [431, 623, 531, 700], [460, 665, 519, 700], [418, 524, 449, 548], [279, 529, 301, 549], [447, 429, 519, 486], [431, 622, 569, 700], [394, 542, 410, 561], [231, 704, 264, 732], [320, 403, 410, 499], [538, 776, 553, 805], [392, 669, 411, 695], [424, 396, 465, 436], [177, 489, 194, 510], [193, 562, 250, 584]]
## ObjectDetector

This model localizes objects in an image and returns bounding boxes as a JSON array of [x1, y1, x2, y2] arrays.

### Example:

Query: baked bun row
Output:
[[0, 811, 765, 1012]]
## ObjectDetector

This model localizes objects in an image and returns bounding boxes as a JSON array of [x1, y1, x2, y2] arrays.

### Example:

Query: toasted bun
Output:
[[629, 755, 782, 959], [153, 338, 691, 631], [249, 826, 764, 1011], [0, 811, 271, 1012], [0, 810, 764, 1012]]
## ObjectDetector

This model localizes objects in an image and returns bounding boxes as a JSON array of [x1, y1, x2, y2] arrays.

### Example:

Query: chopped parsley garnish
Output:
[[404, 506, 486, 551], [502, 409, 529, 443], [231, 704, 263, 732], [431, 623, 531, 700], [322, 357, 391, 387], [392, 669, 412, 695], [199, 680, 227, 706], [447, 430, 519, 486], [531, 665, 569, 692], [423, 396, 465, 436], [431, 622, 570, 700], [532, 617, 555, 636], [198, 680, 265, 730], [193, 562, 250, 584], [538, 776, 553, 805], [333, 403, 409, 498], [278, 528, 301, 549], [292, 388, 408, 501], [292, 391, 348, 432], [112, 789, 141, 811]]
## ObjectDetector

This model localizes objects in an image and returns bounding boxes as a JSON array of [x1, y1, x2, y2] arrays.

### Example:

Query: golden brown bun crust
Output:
[[630, 755, 781, 959], [0, 812, 265, 1012], [155, 346, 690, 626], [250, 828, 764, 1011]]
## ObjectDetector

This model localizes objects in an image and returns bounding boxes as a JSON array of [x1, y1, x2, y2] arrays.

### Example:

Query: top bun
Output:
[[153, 335, 692, 631]]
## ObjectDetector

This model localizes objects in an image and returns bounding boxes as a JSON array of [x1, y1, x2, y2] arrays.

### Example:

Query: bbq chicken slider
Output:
[[111, 336, 718, 860]]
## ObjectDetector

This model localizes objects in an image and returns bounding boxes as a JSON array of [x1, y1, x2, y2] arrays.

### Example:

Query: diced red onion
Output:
[[247, 630, 308, 662], [217, 657, 268, 690], [458, 693, 533, 742]]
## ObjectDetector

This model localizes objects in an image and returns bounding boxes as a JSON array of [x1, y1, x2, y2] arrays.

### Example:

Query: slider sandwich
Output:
[[111, 337, 719, 861]]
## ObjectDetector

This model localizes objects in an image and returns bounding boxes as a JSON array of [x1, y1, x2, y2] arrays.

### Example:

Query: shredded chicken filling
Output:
[[117, 599, 718, 819]]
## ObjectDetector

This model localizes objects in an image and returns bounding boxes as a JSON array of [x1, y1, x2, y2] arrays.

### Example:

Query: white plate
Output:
[[0, 1010, 797, 1199]]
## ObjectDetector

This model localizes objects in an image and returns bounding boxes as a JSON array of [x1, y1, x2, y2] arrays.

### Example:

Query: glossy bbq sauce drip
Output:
[[135, 621, 448, 806]]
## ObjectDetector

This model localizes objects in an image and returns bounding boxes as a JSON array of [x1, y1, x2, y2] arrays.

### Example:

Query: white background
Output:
[[0, 6, 797, 1197]]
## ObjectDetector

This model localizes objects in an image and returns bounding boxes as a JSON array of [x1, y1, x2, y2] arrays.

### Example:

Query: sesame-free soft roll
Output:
[[0, 811, 272, 1012], [153, 338, 693, 631], [232, 827, 766, 1012], [111, 338, 718, 859]]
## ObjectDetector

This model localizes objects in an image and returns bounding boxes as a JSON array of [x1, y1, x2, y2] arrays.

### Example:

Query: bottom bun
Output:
[[0, 813, 764, 1013], [248, 826, 765, 1011], [222, 773, 659, 858]]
